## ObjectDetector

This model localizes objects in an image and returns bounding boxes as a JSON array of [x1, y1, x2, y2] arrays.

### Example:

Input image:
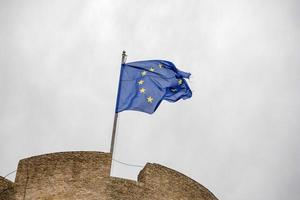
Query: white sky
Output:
[[0, 0, 299, 199]]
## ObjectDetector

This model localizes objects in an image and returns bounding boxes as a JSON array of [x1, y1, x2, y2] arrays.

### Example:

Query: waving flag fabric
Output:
[[115, 60, 192, 114]]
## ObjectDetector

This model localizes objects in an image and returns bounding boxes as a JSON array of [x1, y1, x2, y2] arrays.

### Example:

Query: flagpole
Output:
[[110, 51, 127, 155]]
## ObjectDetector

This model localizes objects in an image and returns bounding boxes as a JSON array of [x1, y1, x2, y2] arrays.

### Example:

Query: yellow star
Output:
[[147, 96, 154, 103], [141, 71, 147, 76], [150, 67, 155, 72], [178, 79, 183, 85], [139, 88, 146, 94], [158, 63, 163, 68], [138, 80, 144, 85]]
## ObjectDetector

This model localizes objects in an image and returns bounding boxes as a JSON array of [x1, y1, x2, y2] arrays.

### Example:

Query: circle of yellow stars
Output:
[[137, 63, 184, 104]]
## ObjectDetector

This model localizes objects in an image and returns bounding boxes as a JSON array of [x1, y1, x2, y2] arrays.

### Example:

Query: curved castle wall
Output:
[[9, 151, 218, 200], [138, 163, 218, 200]]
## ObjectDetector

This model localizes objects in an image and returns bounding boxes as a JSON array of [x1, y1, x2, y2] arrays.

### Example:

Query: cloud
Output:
[[0, 0, 299, 199]]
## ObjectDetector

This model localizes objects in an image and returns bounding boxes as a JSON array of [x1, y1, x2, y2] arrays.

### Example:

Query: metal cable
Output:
[[112, 159, 143, 168], [0, 170, 16, 196], [3, 170, 16, 179]]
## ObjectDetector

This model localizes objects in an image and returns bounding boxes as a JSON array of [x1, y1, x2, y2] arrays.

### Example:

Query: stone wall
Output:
[[8, 151, 218, 200], [138, 163, 218, 200], [14, 151, 111, 200], [0, 176, 14, 200]]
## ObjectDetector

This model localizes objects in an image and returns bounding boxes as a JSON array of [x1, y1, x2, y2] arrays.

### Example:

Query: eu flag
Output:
[[115, 60, 192, 114]]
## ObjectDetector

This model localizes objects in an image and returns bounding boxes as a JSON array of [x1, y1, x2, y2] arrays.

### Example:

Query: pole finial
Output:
[[121, 51, 127, 64]]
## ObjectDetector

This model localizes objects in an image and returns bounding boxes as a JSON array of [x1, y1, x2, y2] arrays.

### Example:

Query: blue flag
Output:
[[115, 60, 192, 114]]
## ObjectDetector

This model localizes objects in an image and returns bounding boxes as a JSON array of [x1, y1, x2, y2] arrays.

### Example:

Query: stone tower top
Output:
[[1, 151, 218, 200]]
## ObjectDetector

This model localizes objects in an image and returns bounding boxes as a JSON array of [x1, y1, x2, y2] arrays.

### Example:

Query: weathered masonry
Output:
[[0, 151, 218, 200]]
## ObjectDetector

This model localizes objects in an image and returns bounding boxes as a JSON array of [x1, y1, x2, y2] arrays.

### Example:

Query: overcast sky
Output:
[[0, 0, 299, 199]]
